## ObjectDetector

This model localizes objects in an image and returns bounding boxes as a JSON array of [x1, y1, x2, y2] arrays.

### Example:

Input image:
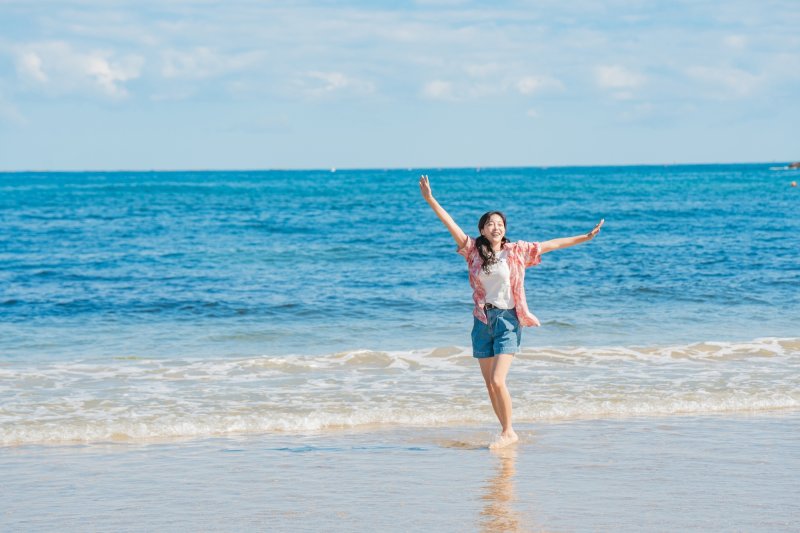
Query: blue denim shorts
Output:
[[471, 307, 522, 358]]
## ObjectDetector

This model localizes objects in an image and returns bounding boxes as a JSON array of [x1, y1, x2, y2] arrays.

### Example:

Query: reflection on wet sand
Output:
[[480, 446, 527, 532]]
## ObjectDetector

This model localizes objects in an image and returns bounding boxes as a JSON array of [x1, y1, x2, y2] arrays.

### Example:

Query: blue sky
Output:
[[0, 0, 798, 170]]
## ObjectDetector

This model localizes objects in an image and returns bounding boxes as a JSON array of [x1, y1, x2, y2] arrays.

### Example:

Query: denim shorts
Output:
[[471, 307, 522, 358]]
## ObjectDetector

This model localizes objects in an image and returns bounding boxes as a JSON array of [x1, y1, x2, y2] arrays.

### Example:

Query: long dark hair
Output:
[[476, 211, 509, 274]]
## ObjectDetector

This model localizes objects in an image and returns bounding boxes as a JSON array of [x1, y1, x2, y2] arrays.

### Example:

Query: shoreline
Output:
[[4, 407, 800, 449]]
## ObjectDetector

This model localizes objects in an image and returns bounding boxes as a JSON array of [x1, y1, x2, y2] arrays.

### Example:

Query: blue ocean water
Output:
[[1, 165, 798, 361], [2, 165, 800, 445]]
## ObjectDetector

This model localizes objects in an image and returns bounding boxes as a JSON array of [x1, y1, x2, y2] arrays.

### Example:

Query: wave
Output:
[[1, 337, 798, 446], [3, 394, 798, 447]]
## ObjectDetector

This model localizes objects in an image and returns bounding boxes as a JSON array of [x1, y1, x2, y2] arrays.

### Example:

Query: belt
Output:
[[484, 303, 509, 310]]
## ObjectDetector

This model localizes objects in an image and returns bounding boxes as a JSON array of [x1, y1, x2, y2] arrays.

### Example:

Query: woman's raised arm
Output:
[[539, 219, 604, 254], [419, 175, 468, 249]]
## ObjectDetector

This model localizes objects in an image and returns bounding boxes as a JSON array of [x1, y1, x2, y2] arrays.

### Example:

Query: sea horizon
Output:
[[2, 159, 799, 174]]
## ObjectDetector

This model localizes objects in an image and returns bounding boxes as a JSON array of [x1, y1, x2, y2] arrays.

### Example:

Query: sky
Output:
[[0, 0, 798, 170]]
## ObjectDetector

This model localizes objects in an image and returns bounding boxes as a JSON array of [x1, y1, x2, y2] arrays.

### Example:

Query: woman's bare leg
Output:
[[479, 358, 501, 420], [479, 354, 519, 449], [490, 354, 516, 438], [489, 353, 519, 448]]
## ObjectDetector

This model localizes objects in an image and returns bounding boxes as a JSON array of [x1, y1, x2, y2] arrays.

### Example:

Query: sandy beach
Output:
[[3, 412, 798, 532]]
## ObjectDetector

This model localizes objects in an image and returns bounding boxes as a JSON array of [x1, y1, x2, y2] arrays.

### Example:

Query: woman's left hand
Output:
[[586, 219, 605, 239]]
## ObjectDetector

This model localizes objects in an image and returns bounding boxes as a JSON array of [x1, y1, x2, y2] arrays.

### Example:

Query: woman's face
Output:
[[481, 214, 506, 245]]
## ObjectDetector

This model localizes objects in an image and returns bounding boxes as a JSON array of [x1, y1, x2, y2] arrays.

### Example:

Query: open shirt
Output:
[[457, 236, 543, 327]]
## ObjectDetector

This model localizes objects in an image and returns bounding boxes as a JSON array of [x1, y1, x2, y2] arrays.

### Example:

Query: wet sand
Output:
[[2, 412, 799, 532]]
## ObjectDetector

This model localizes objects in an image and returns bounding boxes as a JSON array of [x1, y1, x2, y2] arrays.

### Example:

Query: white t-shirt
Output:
[[478, 249, 515, 309]]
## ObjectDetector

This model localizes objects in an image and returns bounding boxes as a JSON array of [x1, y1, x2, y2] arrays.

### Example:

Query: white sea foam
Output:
[[2, 337, 799, 445]]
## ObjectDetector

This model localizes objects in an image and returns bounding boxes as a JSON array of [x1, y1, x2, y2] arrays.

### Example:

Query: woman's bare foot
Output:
[[488, 431, 519, 449]]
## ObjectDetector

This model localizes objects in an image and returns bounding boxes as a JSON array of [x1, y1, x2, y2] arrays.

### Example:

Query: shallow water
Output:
[[1, 337, 799, 446], [3, 413, 798, 532]]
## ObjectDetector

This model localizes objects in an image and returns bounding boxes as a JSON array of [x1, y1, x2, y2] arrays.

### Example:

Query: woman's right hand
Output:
[[419, 174, 433, 201], [419, 174, 467, 247]]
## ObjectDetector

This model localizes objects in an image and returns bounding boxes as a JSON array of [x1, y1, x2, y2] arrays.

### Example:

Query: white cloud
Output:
[[422, 80, 455, 100], [17, 52, 48, 83], [421, 72, 563, 101], [309, 71, 349, 91], [686, 66, 761, 98], [161, 47, 265, 79], [595, 65, 646, 90], [515, 75, 564, 95], [14, 41, 143, 98], [87, 55, 142, 97], [723, 35, 748, 49], [421, 79, 493, 100], [298, 71, 375, 98]]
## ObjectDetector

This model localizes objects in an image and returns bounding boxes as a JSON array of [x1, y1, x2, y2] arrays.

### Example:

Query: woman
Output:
[[419, 174, 604, 449]]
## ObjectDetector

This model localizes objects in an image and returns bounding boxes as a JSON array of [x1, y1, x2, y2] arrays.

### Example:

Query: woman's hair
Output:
[[476, 211, 509, 274]]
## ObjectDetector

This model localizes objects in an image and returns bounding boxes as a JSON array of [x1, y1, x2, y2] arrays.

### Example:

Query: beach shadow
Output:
[[480, 446, 527, 532]]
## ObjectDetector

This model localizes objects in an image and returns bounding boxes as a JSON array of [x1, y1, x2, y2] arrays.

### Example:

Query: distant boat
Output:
[[769, 162, 800, 171]]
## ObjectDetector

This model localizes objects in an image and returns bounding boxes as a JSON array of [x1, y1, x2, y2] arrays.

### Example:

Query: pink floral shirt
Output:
[[457, 237, 543, 327]]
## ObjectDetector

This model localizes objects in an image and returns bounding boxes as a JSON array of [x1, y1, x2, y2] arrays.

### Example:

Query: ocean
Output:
[[1, 164, 799, 446]]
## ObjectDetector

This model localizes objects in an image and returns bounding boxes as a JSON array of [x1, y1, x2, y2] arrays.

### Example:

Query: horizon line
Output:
[[0, 160, 796, 174]]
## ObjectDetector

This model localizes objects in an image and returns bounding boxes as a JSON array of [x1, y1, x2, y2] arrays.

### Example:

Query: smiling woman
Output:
[[419, 174, 604, 449]]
